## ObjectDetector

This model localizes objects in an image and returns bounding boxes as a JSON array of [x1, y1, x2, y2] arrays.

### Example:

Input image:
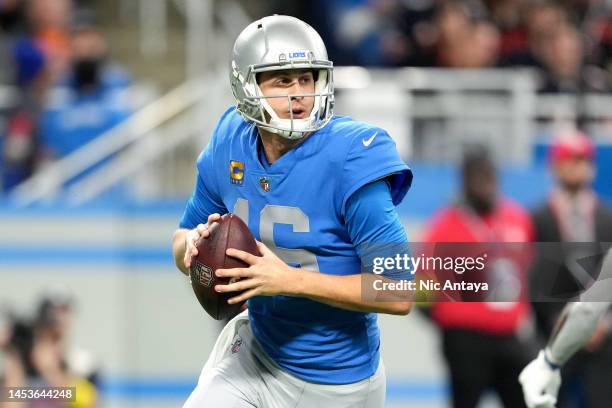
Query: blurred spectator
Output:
[[0, 307, 15, 382], [467, 20, 501, 67], [0, 309, 9, 349], [0, 311, 35, 392], [0, 37, 46, 192], [434, 2, 473, 67], [332, 0, 405, 66], [530, 130, 612, 408], [0, 0, 74, 192], [36, 288, 100, 389], [25, 0, 72, 85], [39, 10, 131, 175], [0, 0, 25, 34], [331, 0, 438, 66], [498, 1, 569, 69], [538, 24, 609, 93], [435, 3, 500, 68], [0, 0, 25, 83], [525, 1, 569, 65], [483, 0, 529, 59], [588, 6, 612, 71], [421, 147, 536, 408], [0, 289, 98, 408]]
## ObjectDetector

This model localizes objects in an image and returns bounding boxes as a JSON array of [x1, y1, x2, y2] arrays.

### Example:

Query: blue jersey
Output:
[[181, 107, 412, 384]]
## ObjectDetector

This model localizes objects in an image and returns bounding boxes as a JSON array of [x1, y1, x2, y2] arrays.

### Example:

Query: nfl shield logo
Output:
[[259, 176, 270, 192], [191, 261, 213, 287]]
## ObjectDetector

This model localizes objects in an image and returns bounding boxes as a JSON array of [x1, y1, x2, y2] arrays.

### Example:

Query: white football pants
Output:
[[182, 310, 386, 408]]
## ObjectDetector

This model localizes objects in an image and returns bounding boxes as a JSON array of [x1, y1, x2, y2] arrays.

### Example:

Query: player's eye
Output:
[[299, 75, 313, 85], [276, 77, 292, 85]]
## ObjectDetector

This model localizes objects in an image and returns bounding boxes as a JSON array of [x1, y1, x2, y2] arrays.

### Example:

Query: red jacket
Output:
[[422, 198, 534, 336]]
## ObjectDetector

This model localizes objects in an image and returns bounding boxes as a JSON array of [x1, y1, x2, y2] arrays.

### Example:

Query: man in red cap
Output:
[[529, 130, 612, 408]]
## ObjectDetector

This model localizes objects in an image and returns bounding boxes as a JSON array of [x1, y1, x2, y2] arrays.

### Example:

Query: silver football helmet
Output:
[[230, 15, 334, 139]]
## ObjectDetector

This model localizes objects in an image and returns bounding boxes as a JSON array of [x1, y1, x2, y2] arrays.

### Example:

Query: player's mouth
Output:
[[290, 107, 307, 119]]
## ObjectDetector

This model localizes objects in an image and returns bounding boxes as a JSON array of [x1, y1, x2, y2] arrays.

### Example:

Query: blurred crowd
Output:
[[2, 0, 611, 195], [0, 0, 131, 193], [270, 0, 612, 92], [0, 288, 99, 408]]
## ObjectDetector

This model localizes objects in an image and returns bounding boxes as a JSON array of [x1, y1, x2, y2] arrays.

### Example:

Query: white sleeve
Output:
[[547, 301, 610, 365], [547, 249, 612, 365]]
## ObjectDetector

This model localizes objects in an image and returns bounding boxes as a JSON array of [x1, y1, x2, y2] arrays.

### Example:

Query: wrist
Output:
[[543, 348, 561, 370], [286, 267, 310, 297]]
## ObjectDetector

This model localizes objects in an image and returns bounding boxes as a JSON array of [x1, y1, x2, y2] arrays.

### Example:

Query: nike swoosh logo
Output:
[[362, 132, 378, 147]]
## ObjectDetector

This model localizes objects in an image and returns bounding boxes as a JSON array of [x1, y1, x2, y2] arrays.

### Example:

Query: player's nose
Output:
[[288, 81, 307, 99]]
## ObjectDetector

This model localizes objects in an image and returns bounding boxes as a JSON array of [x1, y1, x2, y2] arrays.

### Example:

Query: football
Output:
[[189, 213, 260, 320]]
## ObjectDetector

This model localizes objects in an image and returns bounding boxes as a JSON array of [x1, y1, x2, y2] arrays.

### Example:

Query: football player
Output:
[[519, 250, 612, 408], [171, 15, 413, 408]]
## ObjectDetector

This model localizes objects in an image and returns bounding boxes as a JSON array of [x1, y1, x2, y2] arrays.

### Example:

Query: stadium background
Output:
[[1, 0, 611, 407]]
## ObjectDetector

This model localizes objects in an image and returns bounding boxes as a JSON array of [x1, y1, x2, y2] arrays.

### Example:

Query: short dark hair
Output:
[[462, 144, 494, 177]]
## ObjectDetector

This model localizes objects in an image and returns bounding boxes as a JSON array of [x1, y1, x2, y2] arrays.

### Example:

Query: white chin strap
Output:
[[258, 96, 319, 140], [266, 123, 311, 140]]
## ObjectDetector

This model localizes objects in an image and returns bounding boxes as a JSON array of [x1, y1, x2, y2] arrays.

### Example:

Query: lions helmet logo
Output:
[[288, 51, 306, 59]]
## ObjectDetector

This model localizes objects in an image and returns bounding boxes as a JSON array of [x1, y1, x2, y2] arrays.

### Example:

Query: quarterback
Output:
[[171, 15, 413, 408]]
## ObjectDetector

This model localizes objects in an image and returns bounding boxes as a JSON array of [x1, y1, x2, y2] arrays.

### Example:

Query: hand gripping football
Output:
[[189, 213, 260, 320]]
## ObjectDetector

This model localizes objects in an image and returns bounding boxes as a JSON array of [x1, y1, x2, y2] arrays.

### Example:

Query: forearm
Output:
[[547, 301, 610, 365], [290, 269, 412, 315], [546, 249, 612, 365], [172, 228, 189, 276]]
